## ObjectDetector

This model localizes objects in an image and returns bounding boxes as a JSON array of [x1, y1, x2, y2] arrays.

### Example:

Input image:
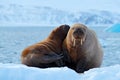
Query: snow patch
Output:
[[0, 63, 80, 80], [82, 65, 120, 80]]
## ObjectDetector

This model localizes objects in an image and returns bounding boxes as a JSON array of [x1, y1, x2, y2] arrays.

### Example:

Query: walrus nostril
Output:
[[74, 28, 84, 35]]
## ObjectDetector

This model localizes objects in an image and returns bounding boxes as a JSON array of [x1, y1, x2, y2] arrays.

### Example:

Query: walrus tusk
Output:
[[80, 36, 86, 45], [73, 37, 86, 46], [82, 36, 86, 42], [80, 39, 83, 45], [72, 36, 76, 47], [78, 39, 83, 45], [73, 39, 76, 47]]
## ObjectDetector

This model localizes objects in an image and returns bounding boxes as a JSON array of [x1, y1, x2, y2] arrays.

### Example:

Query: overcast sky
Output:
[[1, 0, 120, 13]]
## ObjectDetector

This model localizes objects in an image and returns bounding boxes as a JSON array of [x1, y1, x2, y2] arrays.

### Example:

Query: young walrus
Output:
[[62, 23, 103, 73], [21, 25, 70, 68]]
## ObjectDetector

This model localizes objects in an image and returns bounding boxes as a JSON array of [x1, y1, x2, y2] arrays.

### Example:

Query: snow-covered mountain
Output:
[[75, 11, 120, 25], [0, 4, 120, 26]]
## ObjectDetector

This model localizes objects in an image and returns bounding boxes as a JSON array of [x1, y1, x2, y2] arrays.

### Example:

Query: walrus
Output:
[[21, 25, 70, 68], [62, 23, 103, 73]]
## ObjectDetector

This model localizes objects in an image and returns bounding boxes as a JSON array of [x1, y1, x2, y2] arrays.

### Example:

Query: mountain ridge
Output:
[[0, 4, 120, 26]]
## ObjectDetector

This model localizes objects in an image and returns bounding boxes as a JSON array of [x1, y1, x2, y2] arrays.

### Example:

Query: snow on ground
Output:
[[83, 64, 120, 80], [0, 63, 81, 80], [0, 63, 120, 80]]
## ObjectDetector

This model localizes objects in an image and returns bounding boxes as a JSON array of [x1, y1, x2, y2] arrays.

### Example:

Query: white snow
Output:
[[0, 63, 120, 80], [0, 63, 81, 80], [105, 23, 120, 32], [83, 65, 120, 80]]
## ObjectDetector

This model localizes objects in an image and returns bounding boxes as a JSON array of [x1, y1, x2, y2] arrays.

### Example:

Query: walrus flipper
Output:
[[76, 59, 87, 73], [41, 52, 63, 63]]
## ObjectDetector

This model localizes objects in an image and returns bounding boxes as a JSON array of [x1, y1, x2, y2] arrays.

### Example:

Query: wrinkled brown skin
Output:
[[62, 23, 103, 73], [21, 25, 70, 68]]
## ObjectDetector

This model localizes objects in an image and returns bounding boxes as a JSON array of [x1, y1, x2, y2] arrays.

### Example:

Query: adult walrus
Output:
[[21, 25, 70, 68], [63, 23, 103, 73]]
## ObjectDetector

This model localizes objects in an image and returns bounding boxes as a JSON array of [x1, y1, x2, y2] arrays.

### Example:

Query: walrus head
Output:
[[69, 23, 87, 47], [49, 24, 70, 41]]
